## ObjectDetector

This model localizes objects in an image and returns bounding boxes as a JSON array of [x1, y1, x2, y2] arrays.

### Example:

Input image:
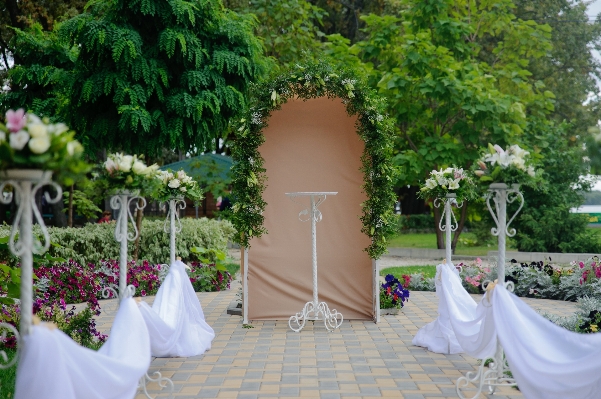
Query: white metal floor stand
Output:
[[456, 183, 523, 398], [434, 193, 463, 267], [286, 192, 343, 332], [0, 170, 60, 374], [110, 191, 174, 399]]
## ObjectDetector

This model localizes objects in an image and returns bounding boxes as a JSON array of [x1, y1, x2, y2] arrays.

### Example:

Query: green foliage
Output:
[[55, 0, 266, 155], [230, 60, 397, 259], [512, 121, 601, 253], [62, 189, 102, 220], [396, 214, 435, 231], [0, 347, 16, 398], [0, 218, 236, 266], [326, 0, 554, 187], [226, 0, 326, 67]]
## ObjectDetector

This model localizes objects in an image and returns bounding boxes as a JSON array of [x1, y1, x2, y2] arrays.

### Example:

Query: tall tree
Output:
[[224, 0, 327, 67], [326, 0, 554, 250], [59, 0, 266, 156], [0, 0, 85, 77]]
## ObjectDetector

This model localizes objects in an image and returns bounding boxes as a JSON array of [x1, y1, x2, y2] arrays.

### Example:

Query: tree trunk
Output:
[[133, 198, 144, 262], [451, 202, 469, 252], [433, 204, 444, 249], [67, 185, 74, 227]]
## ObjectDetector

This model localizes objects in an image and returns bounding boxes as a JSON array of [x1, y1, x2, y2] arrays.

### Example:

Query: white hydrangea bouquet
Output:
[[0, 109, 87, 180], [419, 167, 478, 203], [474, 143, 538, 185], [154, 169, 203, 203], [97, 153, 159, 195]]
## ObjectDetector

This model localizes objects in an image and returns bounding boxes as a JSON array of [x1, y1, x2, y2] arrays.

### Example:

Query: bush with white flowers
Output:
[[154, 169, 203, 203], [474, 143, 539, 185], [96, 153, 159, 195], [0, 109, 87, 181], [419, 167, 478, 203]]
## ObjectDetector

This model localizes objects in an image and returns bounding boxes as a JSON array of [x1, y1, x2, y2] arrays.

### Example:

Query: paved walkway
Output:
[[95, 281, 577, 399]]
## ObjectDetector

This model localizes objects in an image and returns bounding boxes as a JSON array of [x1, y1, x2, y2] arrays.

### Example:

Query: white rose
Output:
[[9, 130, 30, 150], [509, 144, 529, 159], [132, 160, 147, 175], [105, 158, 116, 172], [511, 156, 526, 170], [118, 155, 133, 172], [29, 136, 51, 154], [180, 186, 187, 192], [436, 175, 447, 186], [27, 114, 42, 125], [177, 170, 186, 180], [28, 123, 48, 139], [52, 123, 69, 135], [168, 179, 181, 188], [67, 141, 82, 156]]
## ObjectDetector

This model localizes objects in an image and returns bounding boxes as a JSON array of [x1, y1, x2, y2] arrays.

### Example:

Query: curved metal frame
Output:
[[0, 323, 20, 370], [433, 195, 464, 267]]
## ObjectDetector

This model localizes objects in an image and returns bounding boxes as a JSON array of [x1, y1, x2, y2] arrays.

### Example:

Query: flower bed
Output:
[[399, 256, 601, 303]]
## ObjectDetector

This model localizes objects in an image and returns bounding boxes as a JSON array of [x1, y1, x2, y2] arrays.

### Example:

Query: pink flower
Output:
[[5, 109, 26, 132], [579, 261, 585, 268], [476, 258, 482, 265]]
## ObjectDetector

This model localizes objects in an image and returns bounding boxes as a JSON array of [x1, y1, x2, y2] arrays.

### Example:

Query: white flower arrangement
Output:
[[419, 167, 478, 202], [475, 143, 538, 184], [98, 153, 159, 194], [154, 169, 203, 203], [0, 109, 86, 176]]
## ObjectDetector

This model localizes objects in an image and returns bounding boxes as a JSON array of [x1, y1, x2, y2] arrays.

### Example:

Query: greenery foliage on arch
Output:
[[230, 61, 397, 259]]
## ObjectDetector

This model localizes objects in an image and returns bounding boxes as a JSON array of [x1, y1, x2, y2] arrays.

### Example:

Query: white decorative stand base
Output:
[[285, 192, 343, 332]]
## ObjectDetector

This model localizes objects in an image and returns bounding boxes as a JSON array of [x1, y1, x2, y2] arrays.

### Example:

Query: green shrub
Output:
[[396, 214, 435, 232], [0, 218, 236, 266]]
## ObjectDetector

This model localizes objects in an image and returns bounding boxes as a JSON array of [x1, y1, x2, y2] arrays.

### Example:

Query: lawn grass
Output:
[[0, 348, 16, 399], [387, 232, 514, 256], [380, 265, 437, 279]]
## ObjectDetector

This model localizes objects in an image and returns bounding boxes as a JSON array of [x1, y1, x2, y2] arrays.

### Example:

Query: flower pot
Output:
[[1, 169, 51, 183], [445, 193, 457, 199], [380, 308, 401, 315]]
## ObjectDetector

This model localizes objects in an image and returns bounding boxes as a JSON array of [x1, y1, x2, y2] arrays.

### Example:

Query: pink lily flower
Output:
[[6, 109, 26, 132]]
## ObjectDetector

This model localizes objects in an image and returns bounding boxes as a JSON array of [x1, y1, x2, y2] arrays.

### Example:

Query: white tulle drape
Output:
[[14, 297, 150, 399], [414, 261, 601, 398], [138, 260, 214, 357], [412, 262, 496, 358], [493, 285, 601, 399]]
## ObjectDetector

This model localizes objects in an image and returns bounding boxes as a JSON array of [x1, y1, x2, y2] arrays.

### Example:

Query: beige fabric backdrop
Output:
[[247, 97, 374, 320]]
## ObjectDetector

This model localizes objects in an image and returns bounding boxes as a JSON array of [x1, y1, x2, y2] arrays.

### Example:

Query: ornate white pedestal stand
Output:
[[109, 191, 174, 399], [286, 192, 343, 332], [456, 183, 523, 398], [434, 193, 463, 267], [0, 170, 61, 372], [163, 198, 185, 266]]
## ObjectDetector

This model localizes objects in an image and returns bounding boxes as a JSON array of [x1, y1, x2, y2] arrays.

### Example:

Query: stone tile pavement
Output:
[[94, 282, 577, 399]]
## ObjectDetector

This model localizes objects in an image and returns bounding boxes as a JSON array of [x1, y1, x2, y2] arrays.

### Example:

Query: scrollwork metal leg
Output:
[[139, 369, 175, 399], [456, 183, 522, 397]]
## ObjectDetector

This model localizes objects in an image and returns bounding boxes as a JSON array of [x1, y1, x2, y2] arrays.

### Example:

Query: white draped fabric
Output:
[[412, 263, 497, 359], [493, 285, 601, 399], [138, 260, 214, 357], [412, 263, 467, 353], [14, 297, 150, 399]]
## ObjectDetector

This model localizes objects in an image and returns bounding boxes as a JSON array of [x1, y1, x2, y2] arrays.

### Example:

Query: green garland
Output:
[[230, 61, 397, 259]]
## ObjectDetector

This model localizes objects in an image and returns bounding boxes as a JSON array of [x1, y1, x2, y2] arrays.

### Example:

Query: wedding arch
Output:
[[231, 61, 397, 323]]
